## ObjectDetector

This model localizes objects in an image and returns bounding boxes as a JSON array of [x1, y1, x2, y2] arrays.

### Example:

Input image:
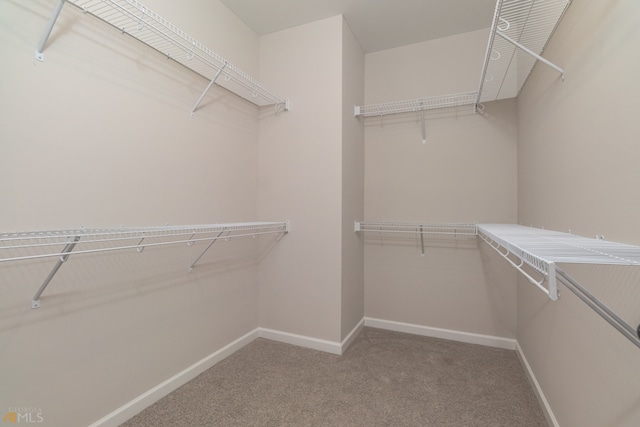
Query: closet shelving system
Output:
[[354, 0, 572, 118], [0, 222, 289, 309], [36, 0, 290, 115], [355, 221, 640, 349]]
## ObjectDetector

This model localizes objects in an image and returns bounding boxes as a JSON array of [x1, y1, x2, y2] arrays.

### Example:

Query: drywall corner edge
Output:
[[341, 318, 365, 353], [88, 329, 260, 427], [515, 341, 560, 427]]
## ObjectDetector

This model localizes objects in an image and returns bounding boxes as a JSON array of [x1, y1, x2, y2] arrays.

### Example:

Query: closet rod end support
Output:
[[35, 50, 45, 62], [32, 299, 41, 309]]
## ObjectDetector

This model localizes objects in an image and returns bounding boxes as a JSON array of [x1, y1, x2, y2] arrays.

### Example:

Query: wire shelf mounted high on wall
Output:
[[353, 92, 478, 144], [354, 0, 573, 123], [353, 92, 479, 118], [35, 0, 290, 116], [0, 221, 289, 308], [477, 0, 572, 104]]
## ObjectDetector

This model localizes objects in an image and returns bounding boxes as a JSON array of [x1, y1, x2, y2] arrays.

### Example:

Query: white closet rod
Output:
[[36, 0, 290, 113], [556, 267, 640, 349], [1, 221, 289, 308]]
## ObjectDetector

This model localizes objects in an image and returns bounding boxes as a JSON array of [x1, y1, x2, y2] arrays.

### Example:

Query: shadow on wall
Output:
[[361, 231, 478, 254], [0, 234, 285, 333]]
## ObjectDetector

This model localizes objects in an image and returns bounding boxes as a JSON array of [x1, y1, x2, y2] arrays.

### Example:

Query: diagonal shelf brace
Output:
[[556, 267, 640, 349], [188, 229, 227, 272], [35, 0, 67, 61], [32, 235, 81, 308], [496, 31, 565, 80], [190, 63, 227, 117], [420, 106, 426, 144]]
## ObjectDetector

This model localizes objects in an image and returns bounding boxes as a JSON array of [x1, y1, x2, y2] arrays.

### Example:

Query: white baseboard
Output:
[[257, 318, 365, 356], [258, 327, 343, 355], [89, 328, 260, 427], [516, 341, 559, 427], [93, 323, 366, 426], [364, 317, 516, 350]]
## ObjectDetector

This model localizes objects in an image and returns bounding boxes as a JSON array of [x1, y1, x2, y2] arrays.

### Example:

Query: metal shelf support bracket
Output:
[[32, 235, 81, 309], [190, 63, 227, 117], [188, 229, 226, 272], [496, 31, 565, 81], [35, 0, 67, 61]]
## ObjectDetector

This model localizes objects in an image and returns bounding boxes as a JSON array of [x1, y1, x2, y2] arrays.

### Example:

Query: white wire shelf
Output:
[[477, 0, 572, 103], [478, 223, 640, 300], [354, 221, 477, 256], [354, 92, 478, 118], [478, 223, 640, 347], [354, 221, 477, 236], [479, 224, 640, 266], [36, 0, 289, 114], [0, 221, 289, 308]]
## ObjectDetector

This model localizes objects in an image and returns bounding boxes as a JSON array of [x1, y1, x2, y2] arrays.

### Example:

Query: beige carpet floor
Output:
[[121, 327, 547, 426]]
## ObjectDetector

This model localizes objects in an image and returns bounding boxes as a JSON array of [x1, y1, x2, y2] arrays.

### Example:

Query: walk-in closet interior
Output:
[[1, 0, 639, 426]]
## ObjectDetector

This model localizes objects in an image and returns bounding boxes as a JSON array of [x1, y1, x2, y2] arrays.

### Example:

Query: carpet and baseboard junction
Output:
[[106, 321, 549, 427]]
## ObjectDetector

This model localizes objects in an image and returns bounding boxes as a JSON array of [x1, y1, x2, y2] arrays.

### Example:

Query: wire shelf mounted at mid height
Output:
[[0, 221, 289, 308], [355, 221, 477, 256], [36, 0, 290, 115], [478, 224, 640, 301], [477, 223, 640, 348]]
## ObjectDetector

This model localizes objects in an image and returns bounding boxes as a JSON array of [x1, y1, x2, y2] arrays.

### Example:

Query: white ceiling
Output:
[[219, 0, 497, 53]]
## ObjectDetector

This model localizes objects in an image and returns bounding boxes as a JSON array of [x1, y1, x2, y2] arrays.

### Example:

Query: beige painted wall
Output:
[[516, 0, 640, 425], [258, 16, 344, 342], [365, 28, 489, 104], [340, 19, 365, 340], [364, 31, 518, 338], [0, 1, 263, 425]]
